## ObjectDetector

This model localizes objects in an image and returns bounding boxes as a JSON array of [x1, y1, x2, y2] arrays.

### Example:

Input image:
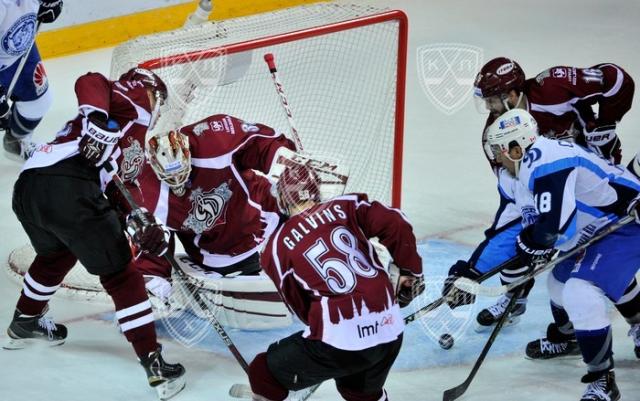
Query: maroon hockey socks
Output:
[[16, 250, 77, 316], [100, 262, 158, 357], [249, 353, 288, 401]]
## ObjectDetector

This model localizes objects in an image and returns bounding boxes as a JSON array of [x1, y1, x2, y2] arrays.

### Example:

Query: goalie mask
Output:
[[486, 109, 539, 177], [119, 67, 168, 129], [276, 162, 321, 215], [147, 131, 192, 196]]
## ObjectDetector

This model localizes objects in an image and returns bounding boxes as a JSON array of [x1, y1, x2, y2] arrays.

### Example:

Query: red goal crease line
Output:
[[139, 10, 408, 208]]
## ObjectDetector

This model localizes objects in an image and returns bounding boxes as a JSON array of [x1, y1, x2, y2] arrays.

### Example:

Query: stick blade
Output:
[[443, 384, 466, 401], [228, 383, 252, 399]]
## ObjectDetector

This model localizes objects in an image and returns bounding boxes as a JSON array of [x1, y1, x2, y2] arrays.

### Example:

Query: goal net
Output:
[[7, 3, 407, 302]]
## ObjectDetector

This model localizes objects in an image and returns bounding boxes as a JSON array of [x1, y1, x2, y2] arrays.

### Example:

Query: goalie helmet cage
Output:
[[6, 4, 407, 301]]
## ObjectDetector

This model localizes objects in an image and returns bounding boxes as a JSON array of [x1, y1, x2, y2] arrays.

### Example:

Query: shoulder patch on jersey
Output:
[[2, 13, 37, 56], [120, 139, 145, 182]]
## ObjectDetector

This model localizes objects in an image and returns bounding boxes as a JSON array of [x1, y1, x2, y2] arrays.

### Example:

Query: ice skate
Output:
[[475, 294, 527, 331], [580, 370, 620, 401], [3, 131, 37, 162], [4, 307, 67, 350], [139, 346, 186, 400]]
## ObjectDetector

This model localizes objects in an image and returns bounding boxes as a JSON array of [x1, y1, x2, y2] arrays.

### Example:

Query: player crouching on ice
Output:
[[118, 114, 300, 330], [483, 109, 640, 401], [247, 162, 424, 401]]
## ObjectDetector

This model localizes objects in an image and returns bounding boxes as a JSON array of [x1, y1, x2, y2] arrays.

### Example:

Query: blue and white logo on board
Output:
[[2, 13, 37, 57]]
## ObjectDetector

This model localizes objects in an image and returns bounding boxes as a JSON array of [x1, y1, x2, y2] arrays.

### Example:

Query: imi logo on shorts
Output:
[[356, 314, 394, 339]]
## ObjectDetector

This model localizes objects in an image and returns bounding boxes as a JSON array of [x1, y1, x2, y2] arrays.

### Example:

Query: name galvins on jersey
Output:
[[261, 194, 423, 351]]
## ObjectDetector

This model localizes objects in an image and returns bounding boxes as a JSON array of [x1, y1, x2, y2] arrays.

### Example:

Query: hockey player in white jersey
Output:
[[0, 0, 61, 160], [485, 109, 640, 401]]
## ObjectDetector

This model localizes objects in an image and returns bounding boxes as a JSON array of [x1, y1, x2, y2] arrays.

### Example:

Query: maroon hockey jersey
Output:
[[481, 63, 634, 166], [23, 72, 153, 185], [126, 114, 295, 275], [261, 194, 423, 351]]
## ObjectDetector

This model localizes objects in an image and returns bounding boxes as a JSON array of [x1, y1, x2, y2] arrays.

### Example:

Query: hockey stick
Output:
[[453, 214, 635, 297], [6, 22, 41, 98], [103, 161, 250, 373], [264, 53, 304, 151], [403, 255, 521, 325], [2, 22, 41, 128], [442, 285, 527, 401]]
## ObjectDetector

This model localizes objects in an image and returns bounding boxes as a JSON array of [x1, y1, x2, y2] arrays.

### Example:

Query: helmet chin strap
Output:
[[502, 92, 525, 112]]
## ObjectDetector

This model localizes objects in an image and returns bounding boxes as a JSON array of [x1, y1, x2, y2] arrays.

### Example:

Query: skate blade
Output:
[[474, 315, 521, 333], [3, 150, 28, 163], [524, 351, 582, 361], [3, 337, 65, 350], [155, 376, 186, 401]]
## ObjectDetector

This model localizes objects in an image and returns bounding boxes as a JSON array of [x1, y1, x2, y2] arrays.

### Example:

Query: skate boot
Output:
[[139, 345, 186, 400], [580, 370, 620, 401], [628, 323, 640, 359], [475, 294, 527, 331], [3, 131, 37, 161], [4, 307, 67, 349], [525, 323, 581, 360]]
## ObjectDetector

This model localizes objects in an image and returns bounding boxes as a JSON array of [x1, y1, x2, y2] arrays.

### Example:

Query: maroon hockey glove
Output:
[[396, 271, 425, 308], [126, 208, 170, 257], [38, 0, 63, 23]]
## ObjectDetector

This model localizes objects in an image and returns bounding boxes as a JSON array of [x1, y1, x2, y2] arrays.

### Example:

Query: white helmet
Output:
[[147, 130, 192, 195], [485, 109, 539, 175]]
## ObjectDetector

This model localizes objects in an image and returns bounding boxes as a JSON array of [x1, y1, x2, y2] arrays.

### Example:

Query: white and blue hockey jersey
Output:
[[518, 136, 640, 251], [0, 0, 39, 70]]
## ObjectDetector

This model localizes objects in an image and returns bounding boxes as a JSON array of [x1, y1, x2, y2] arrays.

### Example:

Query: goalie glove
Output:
[[442, 260, 481, 309], [79, 113, 122, 166], [126, 208, 170, 257], [583, 124, 622, 164], [390, 264, 425, 308], [38, 0, 63, 24]]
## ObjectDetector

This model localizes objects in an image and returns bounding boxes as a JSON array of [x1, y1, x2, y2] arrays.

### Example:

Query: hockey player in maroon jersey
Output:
[[121, 114, 296, 297], [247, 162, 424, 401], [7, 68, 186, 400], [474, 58, 635, 168]]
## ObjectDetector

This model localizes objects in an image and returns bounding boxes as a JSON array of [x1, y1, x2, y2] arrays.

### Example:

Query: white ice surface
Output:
[[2, 1, 640, 400]]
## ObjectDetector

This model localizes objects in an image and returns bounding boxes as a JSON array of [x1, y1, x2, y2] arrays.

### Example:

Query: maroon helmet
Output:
[[277, 162, 321, 213], [119, 67, 168, 101], [473, 57, 525, 98]]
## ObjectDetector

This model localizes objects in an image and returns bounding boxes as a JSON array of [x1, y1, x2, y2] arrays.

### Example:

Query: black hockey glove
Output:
[[126, 208, 170, 257], [516, 226, 556, 269], [79, 112, 122, 166], [442, 260, 481, 309], [584, 124, 622, 164], [395, 270, 425, 308], [627, 196, 640, 224], [0, 85, 9, 130], [38, 0, 63, 24]]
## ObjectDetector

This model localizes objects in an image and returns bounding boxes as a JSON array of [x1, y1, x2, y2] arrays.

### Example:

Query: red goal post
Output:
[[111, 3, 407, 207]]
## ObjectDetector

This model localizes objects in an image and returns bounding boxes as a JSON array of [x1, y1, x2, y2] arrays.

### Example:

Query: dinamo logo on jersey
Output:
[[182, 183, 233, 234], [417, 43, 483, 115], [2, 13, 37, 57], [120, 139, 145, 182], [33, 61, 48, 96]]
